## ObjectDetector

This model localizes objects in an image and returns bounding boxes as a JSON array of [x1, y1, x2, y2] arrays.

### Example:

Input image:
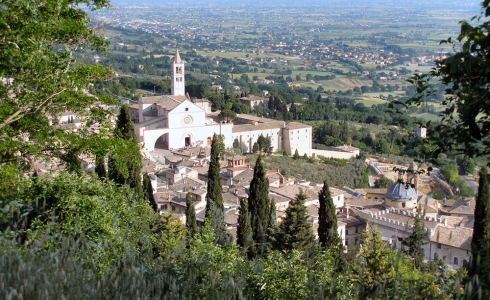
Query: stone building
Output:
[[133, 49, 312, 156]]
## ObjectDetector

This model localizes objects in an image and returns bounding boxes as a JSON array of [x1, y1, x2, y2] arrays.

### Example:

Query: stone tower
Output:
[[171, 49, 185, 96], [408, 161, 419, 191]]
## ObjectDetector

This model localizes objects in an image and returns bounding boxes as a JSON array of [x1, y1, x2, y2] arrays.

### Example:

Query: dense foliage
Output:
[[1, 0, 488, 299], [248, 154, 366, 188], [0, 0, 113, 169]]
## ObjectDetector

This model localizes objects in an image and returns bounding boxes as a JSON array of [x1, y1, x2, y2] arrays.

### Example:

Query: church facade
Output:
[[134, 50, 311, 156]]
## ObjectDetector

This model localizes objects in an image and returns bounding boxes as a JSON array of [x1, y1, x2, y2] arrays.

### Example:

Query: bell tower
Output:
[[171, 49, 185, 96]]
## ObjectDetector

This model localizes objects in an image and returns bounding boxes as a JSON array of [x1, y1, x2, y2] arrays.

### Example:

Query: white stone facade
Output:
[[134, 50, 312, 155]]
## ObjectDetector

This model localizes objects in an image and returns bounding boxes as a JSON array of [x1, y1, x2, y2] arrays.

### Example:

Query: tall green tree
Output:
[[142, 172, 157, 212], [204, 134, 232, 245], [358, 167, 370, 188], [0, 0, 112, 170], [318, 181, 338, 248], [185, 192, 198, 238], [354, 226, 395, 299], [466, 167, 490, 299], [237, 197, 253, 258], [248, 155, 271, 256], [397, 216, 427, 269], [374, 176, 394, 188], [108, 105, 142, 197], [276, 189, 315, 252]]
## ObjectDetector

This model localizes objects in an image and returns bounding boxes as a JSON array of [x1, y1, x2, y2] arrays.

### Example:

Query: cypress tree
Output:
[[268, 197, 278, 232], [267, 197, 278, 245], [186, 192, 198, 238], [142, 172, 157, 212], [276, 189, 315, 251], [318, 180, 338, 248], [248, 155, 271, 256], [115, 105, 137, 142], [204, 134, 232, 245], [95, 155, 106, 179], [108, 105, 143, 198], [358, 167, 370, 188], [397, 215, 427, 269], [237, 197, 253, 258], [293, 149, 300, 160], [467, 167, 490, 298]]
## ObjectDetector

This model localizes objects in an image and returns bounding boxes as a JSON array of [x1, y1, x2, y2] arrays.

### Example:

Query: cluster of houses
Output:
[[146, 147, 473, 270], [35, 50, 473, 272]]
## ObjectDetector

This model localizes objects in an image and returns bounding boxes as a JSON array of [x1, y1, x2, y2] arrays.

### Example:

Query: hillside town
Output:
[[41, 51, 471, 271]]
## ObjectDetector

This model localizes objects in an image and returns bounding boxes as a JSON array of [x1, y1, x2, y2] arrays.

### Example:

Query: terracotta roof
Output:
[[285, 122, 311, 130], [364, 188, 388, 195], [307, 204, 319, 218], [269, 193, 291, 204], [270, 185, 318, 200], [235, 114, 277, 123], [232, 122, 283, 133], [449, 197, 475, 215], [345, 198, 385, 211], [227, 155, 247, 160], [190, 188, 207, 196], [222, 192, 240, 207], [431, 226, 472, 250], [140, 95, 187, 110], [224, 208, 239, 226], [232, 169, 254, 184]]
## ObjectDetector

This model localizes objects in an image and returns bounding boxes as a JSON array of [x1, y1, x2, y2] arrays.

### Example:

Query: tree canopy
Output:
[[0, 0, 113, 169], [394, 1, 490, 162]]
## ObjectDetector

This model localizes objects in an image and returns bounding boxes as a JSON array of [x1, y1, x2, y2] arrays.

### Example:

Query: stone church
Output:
[[134, 50, 312, 156]]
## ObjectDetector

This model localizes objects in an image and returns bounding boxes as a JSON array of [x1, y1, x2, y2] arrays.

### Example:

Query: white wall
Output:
[[311, 149, 356, 160], [283, 127, 312, 156], [168, 100, 206, 129], [232, 127, 282, 153]]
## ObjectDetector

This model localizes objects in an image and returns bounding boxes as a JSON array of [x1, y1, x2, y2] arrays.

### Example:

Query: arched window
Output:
[[463, 259, 468, 265], [454, 257, 459, 265]]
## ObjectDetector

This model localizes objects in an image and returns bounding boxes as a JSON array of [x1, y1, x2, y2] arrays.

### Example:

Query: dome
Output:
[[385, 181, 418, 201]]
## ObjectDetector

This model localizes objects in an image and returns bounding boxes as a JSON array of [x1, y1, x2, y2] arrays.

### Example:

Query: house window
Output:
[[355, 227, 358, 233], [463, 259, 468, 265], [172, 205, 176, 212], [402, 202, 406, 208], [185, 107, 189, 111], [346, 230, 349, 235], [437, 243, 442, 249], [355, 238, 358, 245], [345, 240, 349, 246], [454, 257, 459, 265]]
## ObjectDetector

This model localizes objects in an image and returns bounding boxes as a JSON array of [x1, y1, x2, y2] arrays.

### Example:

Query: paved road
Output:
[[461, 175, 479, 194]]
